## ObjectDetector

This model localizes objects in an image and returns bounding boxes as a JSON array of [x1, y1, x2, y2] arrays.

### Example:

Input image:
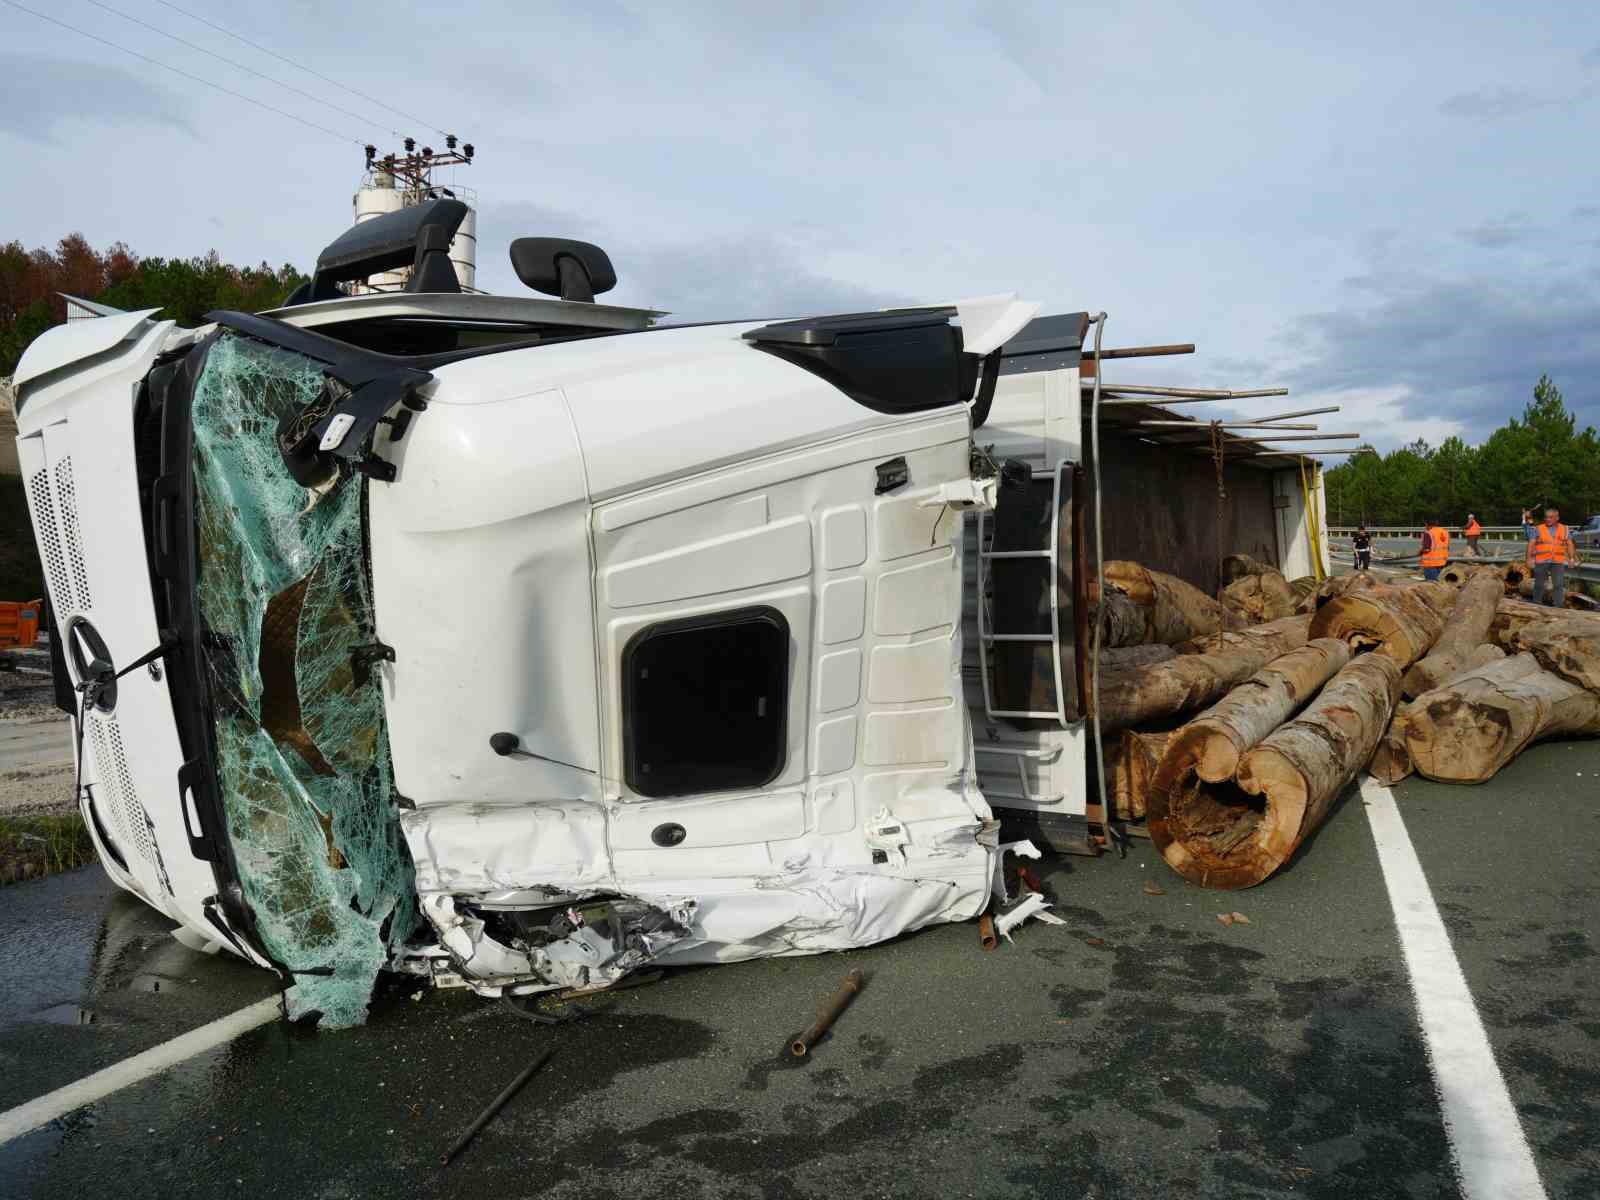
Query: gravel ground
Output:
[[1, 668, 75, 817], [0, 761, 76, 818], [0, 667, 58, 721]]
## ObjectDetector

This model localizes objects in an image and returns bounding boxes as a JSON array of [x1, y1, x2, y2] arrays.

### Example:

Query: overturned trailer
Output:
[[12, 201, 1323, 1024]]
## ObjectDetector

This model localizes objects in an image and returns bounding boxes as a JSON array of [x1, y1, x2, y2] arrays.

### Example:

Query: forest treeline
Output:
[[1, 233, 306, 376], [1324, 376, 1600, 528]]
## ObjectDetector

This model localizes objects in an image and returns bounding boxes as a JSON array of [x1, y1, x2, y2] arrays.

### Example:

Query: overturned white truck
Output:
[[12, 200, 1324, 1025]]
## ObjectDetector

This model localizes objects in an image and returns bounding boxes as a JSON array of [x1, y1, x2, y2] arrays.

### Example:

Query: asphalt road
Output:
[[1, 739, 1596, 1198]]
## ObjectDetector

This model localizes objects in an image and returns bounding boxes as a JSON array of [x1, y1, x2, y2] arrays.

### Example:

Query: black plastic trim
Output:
[[142, 331, 272, 965], [742, 310, 982, 416]]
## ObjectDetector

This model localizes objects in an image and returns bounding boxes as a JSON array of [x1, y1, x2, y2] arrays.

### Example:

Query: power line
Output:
[[83, 0, 402, 137], [152, 0, 452, 139], [2, 0, 364, 144]]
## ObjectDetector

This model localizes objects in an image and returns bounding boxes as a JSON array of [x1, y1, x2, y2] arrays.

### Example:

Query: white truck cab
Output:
[[13, 200, 1045, 1024]]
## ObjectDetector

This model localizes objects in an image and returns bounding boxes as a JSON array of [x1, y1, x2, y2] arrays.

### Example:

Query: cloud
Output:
[[476, 201, 910, 320], [0, 54, 192, 142], [1282, 267, 1600, 450], [1455, 213, 1536, 248], [1439, 86, 1550, 119], [1583, 43, 1600, 68]]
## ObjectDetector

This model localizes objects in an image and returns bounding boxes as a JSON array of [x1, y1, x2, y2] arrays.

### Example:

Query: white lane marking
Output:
[[1362, 779, 1548, 1200], [0, 994, 282, 1145]]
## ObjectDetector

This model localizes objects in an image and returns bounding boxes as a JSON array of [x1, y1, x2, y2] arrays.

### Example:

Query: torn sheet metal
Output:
[[191, 332, 415, 1026], [401, 789, 996, 995], [993, 891, 1065, 943]]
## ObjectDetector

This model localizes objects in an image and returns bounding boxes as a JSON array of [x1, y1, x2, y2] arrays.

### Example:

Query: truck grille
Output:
[[88, 714, 154, 867], [54, 455, 94, 610], [28, 466, 76, 613]]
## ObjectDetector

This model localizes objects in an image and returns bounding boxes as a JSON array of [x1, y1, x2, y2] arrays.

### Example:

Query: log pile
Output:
[[1087, 554, 1600, 889]]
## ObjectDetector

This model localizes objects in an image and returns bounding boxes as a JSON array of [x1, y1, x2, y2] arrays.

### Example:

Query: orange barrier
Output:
[[0, 599, 43, 650]]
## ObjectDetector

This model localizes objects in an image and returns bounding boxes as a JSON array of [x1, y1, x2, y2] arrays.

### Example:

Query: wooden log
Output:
[[1096, 615, 1311, 731], [1401, 571, 1505, 698], [1151, 654, 1402, 889], [1092, 561, 1244, 647], [1298, 571, 1377, 614], [1492, 607, 1600, 693], [1155, 638, 1353, 787], [1287, 576, 1318, 603], [1221, 553, 1278, 584], [1307, 582, 1453, 667], [1097, 643, 1179, 671], [1106, 730, 1171, 820], [1403, 653, 1600, 783], [1367, 706, 1414, 785], [1220, 570, 1297, 624], [1368, 645, 1505, 784]]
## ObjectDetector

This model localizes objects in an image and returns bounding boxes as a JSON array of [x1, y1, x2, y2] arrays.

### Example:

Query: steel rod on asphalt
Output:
[[790, 967, 865, 1057], [1081, 343, 1195, 361], [441, 1048, 555, 1165]]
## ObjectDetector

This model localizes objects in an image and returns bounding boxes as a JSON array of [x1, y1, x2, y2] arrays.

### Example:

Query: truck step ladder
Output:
[[976, 460, 1070, 725]]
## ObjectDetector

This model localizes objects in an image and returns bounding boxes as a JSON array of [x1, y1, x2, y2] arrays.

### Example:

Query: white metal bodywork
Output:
[[962, 363, 1090, 821], [372, 322, 995, 990], [12, 313, 269, 964]]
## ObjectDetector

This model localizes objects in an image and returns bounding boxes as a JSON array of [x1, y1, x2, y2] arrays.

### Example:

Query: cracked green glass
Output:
[[191, 332, 415, 1028]]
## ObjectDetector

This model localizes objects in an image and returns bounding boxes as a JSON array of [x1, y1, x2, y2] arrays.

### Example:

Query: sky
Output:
[[3, 0, 1599, 451]]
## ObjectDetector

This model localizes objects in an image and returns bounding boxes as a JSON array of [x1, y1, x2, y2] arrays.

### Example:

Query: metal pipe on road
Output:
[[790, 967, 866, 1057]]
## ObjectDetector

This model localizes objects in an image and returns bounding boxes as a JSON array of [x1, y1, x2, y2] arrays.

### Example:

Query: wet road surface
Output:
[[0, 740, 1596, 1198]]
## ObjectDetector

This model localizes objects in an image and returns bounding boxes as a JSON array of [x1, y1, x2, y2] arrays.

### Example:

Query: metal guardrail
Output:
[[1326, 541, 1600, 584], [1327, 525, 1527, 539]]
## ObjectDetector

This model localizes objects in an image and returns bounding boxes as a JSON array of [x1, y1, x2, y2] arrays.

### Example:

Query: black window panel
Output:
[[623, 607, 789, 798]]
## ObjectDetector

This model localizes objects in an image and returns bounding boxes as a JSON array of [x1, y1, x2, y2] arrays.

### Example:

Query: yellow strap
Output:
[[1298, 459, 1327, 581]]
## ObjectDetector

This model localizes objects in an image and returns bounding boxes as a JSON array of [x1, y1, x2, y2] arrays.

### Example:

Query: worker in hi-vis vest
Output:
[[1419, 519, 1450, 581], [1526, 506, 1577, 608], [1464, 513, 1484, 556]]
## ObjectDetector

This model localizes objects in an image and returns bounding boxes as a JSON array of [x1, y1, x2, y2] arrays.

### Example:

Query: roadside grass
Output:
[[0, 813, 95, 885]]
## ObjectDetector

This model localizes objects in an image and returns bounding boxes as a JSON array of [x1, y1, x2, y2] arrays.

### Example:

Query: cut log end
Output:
[[1150, 754, 1305, 891]]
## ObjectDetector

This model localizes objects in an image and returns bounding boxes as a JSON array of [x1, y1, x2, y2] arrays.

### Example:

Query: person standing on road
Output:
[[1527, 506, 1576, 607], [1419, 518, 1449, 581], [1464, 513, 1484, 556], [1522, 508, 1539, 541], [1352, 524, 1372, 572]]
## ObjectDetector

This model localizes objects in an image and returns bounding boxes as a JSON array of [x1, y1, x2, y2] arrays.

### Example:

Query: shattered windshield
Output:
[[191, 331, 416, 1027]]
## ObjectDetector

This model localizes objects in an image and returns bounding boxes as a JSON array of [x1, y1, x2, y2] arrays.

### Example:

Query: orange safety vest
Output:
[[1532, 523, 1571, 564], [1420, 526, 1449, 567], [1465, 519, 1482, 537]]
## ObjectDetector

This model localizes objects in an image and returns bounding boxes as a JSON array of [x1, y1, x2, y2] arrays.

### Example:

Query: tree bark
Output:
[[1106, 730, 1171, 820], [1369, 645, 1506, 784], [1221, 553, 1278, 584], [1092, 561, 1244, 647], [1150, 655, 1401, 889], [1367, 705, 1414, 785], [1307, 582, 1454, 667], [1098, 644, 1179, 671], [1489, 607, 1600, 692], [1403, 653, 1600, 783], [1155, 638, 1352, 788], [1220, 570, 1297, 624], [1095, 615, 1312, 731], [1298, 571, 1377, 614], [1401, 571, 1505, 697]]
